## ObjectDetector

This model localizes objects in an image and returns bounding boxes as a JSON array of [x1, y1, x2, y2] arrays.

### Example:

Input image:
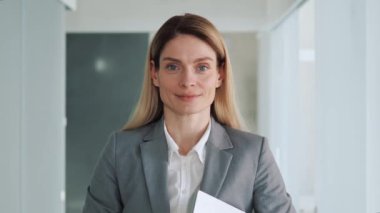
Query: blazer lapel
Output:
[[200, 119, 233, 198], [140, 119, 170, 213]]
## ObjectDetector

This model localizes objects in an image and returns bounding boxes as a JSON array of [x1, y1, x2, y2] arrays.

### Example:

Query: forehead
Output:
[[160, 34, 217, 61]]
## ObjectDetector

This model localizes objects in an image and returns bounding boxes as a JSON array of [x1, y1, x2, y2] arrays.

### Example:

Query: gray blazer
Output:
[[83, 118, 295, 213]]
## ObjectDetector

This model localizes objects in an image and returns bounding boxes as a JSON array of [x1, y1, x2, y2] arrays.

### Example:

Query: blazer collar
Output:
[[140, 118, 170, 213], [140, 117, 234, 211], [200, 118, 233, 197]]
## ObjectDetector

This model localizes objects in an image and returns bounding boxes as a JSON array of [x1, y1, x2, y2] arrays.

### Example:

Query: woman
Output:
[[83, 13, 295, 213]]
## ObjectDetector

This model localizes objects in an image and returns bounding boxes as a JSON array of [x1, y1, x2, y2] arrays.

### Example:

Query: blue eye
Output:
[[197, 65, 209, 72], [166, 64, 179, 71]]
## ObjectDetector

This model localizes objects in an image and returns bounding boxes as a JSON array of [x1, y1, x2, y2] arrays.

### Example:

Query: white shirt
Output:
[[164, 121, 211, 213]]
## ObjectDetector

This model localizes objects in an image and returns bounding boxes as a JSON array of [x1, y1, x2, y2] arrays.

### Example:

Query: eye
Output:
[[197, 64, 209, 72], [165, 64, 180, 71]]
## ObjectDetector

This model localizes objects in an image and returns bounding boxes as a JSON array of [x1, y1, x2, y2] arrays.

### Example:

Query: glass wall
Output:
[[66, 33, 148, 213]]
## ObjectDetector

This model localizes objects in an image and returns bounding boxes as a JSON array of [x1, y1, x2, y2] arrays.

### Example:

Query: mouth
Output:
[[176, 94, 201, 101]]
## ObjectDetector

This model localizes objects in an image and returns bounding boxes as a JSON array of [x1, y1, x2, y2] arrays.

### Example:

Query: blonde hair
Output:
[[123, 13, 243, 130]]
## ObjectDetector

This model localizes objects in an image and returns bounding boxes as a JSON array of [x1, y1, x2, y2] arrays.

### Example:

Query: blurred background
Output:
[[1, 0, 379, 212]]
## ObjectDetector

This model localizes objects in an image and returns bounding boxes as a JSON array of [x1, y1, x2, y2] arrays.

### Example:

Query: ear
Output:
[[216, 65, 225, 88], [150, 60, 159, 87]]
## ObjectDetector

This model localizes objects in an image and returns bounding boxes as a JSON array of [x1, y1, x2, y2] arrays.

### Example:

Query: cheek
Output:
[[157, 77, 178, 94], [202, 75, 220, 89], [203, 80, 218, 97]]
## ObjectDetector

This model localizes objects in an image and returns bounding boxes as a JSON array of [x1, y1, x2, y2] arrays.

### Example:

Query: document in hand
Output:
[[193, 191, 245, 213]]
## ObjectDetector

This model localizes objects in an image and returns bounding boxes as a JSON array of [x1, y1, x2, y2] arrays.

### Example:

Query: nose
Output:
[[179, 68, 196, 87]]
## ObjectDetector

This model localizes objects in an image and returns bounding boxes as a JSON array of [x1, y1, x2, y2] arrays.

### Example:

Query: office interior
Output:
[[1, 0, 379, 212]]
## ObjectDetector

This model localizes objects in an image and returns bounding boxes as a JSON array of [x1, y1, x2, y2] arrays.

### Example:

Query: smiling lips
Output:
[[176, 94, 201, 101]]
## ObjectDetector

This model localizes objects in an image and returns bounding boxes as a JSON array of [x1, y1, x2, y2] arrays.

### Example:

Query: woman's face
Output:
[[151, 34, 223, 117]]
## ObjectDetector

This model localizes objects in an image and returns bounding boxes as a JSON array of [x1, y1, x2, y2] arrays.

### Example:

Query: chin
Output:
[[176, 107, 210, 116]]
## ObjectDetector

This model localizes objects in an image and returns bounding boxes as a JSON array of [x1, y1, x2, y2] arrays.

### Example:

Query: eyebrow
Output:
[[161, 57, 215, 63], [161, 57, 181, 62]]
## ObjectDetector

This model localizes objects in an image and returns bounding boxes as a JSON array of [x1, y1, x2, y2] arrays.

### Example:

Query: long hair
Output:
[[123, 13, 243, 130]]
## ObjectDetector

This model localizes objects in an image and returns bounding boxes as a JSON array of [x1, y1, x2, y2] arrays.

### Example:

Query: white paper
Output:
[[193, 191, 245, 213]]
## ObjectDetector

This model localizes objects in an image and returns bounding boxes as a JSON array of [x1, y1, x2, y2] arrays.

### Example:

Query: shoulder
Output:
[[210, 119, 266, 151], [108, 122, 157, 151], [114, 123, 153, 142], [218, 125, 268, 161], [224, 126, 264, 144], [223, 125, 265, 149]]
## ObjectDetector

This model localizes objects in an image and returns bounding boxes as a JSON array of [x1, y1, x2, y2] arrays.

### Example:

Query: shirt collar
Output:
[[164, 120, 211, 164]]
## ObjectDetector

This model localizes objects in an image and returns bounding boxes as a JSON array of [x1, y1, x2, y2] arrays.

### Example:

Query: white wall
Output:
[[65, 0, 299, 33], [0, 0, 66, 212], [316, 0, 380, 213], [257, 0, 380, 211], [315, 0, 368, 212], [223, 33, 259, 132], [258, 0, 380, 212], [0, 0, 22, 211], [256, 7, 316, 211], [366, 0, 380, 212]]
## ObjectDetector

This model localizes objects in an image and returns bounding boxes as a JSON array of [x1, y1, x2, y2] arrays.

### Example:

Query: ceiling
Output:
[[65, 0, 301, 33]]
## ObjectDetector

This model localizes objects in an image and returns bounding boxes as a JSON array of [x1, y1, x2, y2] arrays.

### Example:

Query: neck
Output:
[[164, 112, 210, 155]]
